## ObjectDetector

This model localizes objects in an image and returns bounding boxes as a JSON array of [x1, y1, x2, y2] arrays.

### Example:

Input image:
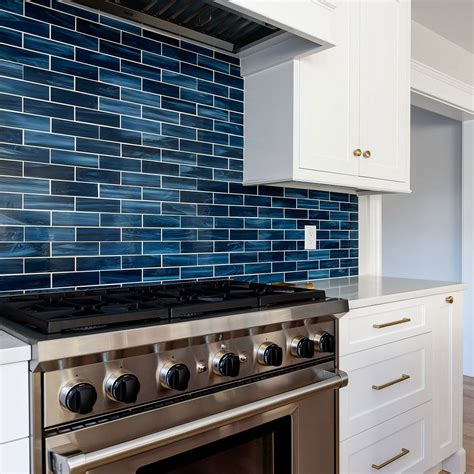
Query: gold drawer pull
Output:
[[446, 296, 454, 304], [373, 317, 411, 329], [372, 374, 410, 391], [372, 448, 410, 470]]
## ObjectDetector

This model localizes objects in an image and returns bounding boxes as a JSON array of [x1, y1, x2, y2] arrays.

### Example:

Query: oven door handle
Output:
[[50, 370, 348, 474]]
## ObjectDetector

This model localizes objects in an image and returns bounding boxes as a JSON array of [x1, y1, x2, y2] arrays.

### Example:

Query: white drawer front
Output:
[[340, 334, 432, 440], [340, 402, 432, 474], [0, 438, 30, 474], [0, 361, 29, 444], [339, 299, 431, 355]]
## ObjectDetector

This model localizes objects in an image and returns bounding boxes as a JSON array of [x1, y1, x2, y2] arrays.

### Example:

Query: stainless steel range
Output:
[[0, 280, 349, 474]]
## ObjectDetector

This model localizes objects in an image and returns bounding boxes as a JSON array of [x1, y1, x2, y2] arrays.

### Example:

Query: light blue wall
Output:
[[382, 105, 462, 281]]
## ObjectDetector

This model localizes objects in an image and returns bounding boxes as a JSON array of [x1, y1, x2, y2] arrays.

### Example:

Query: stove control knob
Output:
[[106, 373, 140, 403], [60, 381, 97, 414], [314, 331, 335, 353], [257, 342, 283, 367], [212, 351, 240, 377], [160, 362, 191, 391], [290, 336, 315, 358]]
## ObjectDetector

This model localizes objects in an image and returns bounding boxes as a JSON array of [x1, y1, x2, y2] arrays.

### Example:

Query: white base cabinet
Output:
[[339, 291, 464, 473]]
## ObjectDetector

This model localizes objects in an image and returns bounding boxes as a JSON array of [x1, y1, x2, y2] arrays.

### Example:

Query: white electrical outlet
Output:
[[304, 225, 317, 250]]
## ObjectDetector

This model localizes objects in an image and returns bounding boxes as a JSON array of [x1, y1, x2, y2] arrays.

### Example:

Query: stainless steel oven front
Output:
[[46, 362, 347, 474]]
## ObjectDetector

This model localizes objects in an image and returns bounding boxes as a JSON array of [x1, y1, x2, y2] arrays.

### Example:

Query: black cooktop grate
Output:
[[0, 280, 327, 334]]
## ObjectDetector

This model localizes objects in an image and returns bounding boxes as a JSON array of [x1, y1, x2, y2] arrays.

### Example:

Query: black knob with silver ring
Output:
[[313, 330, 335, 353], [59, 381, 97, 414], [212, 351, 240, 377], [105, 373, 140, 403], [160, 362, 191, 391], [290, 336, 315, 358], [257, 342, 283, 366]]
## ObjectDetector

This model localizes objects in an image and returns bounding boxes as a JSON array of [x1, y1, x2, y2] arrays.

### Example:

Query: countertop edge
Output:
[[346, 282, 468, 310], [0, 331, 31, 366]]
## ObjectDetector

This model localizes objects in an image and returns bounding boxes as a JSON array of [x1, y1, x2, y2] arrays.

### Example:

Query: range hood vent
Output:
[[69, 0, 284, 53]]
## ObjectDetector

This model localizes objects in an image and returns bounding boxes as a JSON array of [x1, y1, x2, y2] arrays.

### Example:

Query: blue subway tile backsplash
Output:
[[0, 0, 358, 293]]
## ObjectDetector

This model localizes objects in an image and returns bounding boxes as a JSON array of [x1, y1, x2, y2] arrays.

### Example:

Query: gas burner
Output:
[[0, 280, 327, 335]]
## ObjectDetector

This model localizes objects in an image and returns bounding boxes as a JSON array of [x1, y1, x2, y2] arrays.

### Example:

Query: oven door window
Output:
[[137, 416, 291, 474]]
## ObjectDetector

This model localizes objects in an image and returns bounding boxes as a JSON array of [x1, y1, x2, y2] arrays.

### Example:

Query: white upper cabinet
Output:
[[243, 0, 411, 194]]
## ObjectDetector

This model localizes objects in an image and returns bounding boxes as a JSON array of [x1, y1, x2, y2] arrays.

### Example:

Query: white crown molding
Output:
[[411, 59, 474, 119]]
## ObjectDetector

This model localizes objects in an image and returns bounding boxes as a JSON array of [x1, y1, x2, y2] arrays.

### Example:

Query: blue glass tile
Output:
[[197, 104, 228, 121], [214, 96, 243, 113], [52, 25, 99, 51], [308, 210, 330, 220], [98, 12, 137, 32], [76, 108, 118, 128], [181, 40, 212, 57], [0, 44, 48, 69], [24, 34, 74, 59], [76, 198, 119, 213], [122, 255, 161, 269], [181, 114, 213, 131], [25, 226, 74, 241], [132, 177, 172, 197], [76, 18, 120, 41], [0, 258, 23, 274], [77, 168, 120, 184], [229, 112, 243, 125], [51, 180, 98, 197], [180, 63, 212, 81], [0, 242, 49, 257], [24, 162, 74, 180], [121, 60, 161, 82], [100, 242, 142, 256], [143, 242, 180, 254], [272, 262, 296, 273], [53, 272, 100, 288], [121, 116, 161, 135], [340, 202, 358, 212], [229, 136, 243, 148], [229, 88, 243, 101], [0, 10, 49, 37], [330, 211, 349, 221], [195, 253, 227, 265], [272, 241, 296, 251], [143, 29, 178, 46], [162, 229, 197, 241], [160, 44, 195, 64], [77, 256, 121, 271], [0, 126, 21, 144], [101, 213, 141, 227], [162, 97, 196, 114], [0, 274, 51, 292], [52, 242, 99, 257], [51, 88, 98, 109], [122, 172, 161, 188], [100, 39, 141, 62], [244, 263, 271, 274], [214, 71, 243, 90], [213, 51, 238, 66], [101, 126, 141, 145], [330, 269, 349, 278], [161, 150, 195, 166], [297, 199, 319, 209], [52, 57, 98, 80], [77, 138, 121, 156], [27, 257, 75, 275], [0, 60, 22, 79], [243, 196, 269, 207], [143, 78, 179, 98], [52, 119, 98, 139], [213, 145, 242, 159], [24, 131, 73, 150], [162, 123, 196, 140], [100, 184, 141, 200], [52, 211, 99, 226], [99, 70, 139, 91], [76, 48, 120, 71], [162, 70, 196, 90], [100, 156, 141, 172], [180, 139, 212, 154], [24, 194, 74, 211], [214, 264, 242, 276], [162, 176, 196, 190], [77, 228, 120, 242], [143, 215, 179, 228], [0, 158, 21, 176], [141, 106, 179, 125], [230, 230, 256, 241], [1, 27, 22, 47], [214, 241, 243, 253], [143, 51, 179, 72], [0, 226, 23, 240], [0, 176, 48, 194], [122, 228, 161, 242], [181, 89, 213, 106], [51, 150, 97, 168], [100, 97, 141, 117], [229, 206, 256, 218], [143, 267, 180, 282], [24, 99, 73, 120], [162, 202, 195, 215], [163, 255, 197, 267], [0, 110, 49, 132], [1, 0, 23, 14], [25, 2, 75, 28], [76, 78, 120, 99], [214, 193, 242, 205], [121, 32, 161, 55], [181, 266, 213, 279], [121, 144, 158, 161], [182, 216, 213, 228], [0, 77, 48, 101], [177, 191, 210, 204], [214, 121, 243, 136]]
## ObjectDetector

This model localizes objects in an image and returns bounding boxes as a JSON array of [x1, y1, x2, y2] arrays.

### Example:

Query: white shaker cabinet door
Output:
[[298, 0, 359, 177], [358, 0, 410, 183]]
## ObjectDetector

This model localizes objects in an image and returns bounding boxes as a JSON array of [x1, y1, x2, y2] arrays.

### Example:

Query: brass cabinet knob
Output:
[[363, 150, 371, 158], [353, 148, 362, 157], [446, 296, 454, 304]]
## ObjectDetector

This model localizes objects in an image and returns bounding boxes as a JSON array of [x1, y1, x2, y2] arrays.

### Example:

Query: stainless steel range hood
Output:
[[64, 0, 336, 76], [70, 0, 284, 53]]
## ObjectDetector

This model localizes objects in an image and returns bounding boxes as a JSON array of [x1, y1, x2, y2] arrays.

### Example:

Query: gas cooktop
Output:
[[0, 280, 330, 335]]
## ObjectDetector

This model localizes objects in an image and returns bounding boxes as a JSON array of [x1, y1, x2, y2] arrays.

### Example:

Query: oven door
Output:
[[48, 365, 347, 474]]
